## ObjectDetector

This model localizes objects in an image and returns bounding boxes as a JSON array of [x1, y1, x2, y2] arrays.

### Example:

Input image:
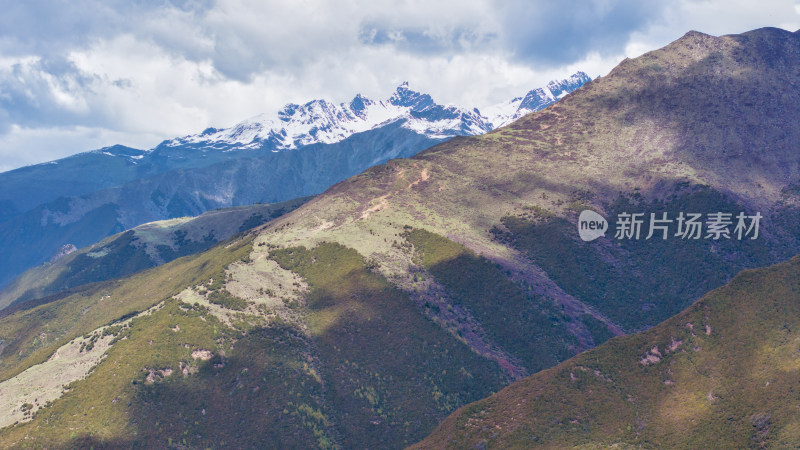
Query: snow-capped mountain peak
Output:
[[163, 73, 591, 152], [389, 82, 436, 111], [484, 71, 592, 128], [349, 94, 373, 119]]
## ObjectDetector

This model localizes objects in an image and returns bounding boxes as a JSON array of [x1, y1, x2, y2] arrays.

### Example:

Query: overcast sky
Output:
[[1, 0, 799, 172]]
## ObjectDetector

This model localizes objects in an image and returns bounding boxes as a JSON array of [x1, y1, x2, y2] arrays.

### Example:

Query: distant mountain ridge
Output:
[[162, 74, 591, 151], [482, 72, 592, 127], [0, 197, 310, 312], [0, 73, 590, 289]]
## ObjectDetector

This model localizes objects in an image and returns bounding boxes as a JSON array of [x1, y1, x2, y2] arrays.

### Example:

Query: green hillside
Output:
[[414, 255, 800, 448], [0, 237, 508, 447]]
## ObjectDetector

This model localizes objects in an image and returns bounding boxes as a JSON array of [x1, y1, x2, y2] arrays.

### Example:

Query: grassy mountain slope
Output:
[[1, 27, 799, 447], [0, 197, 310, 311], [0, 238, 508, 447], [245, 27, 800, 337], [414, 255, 800, 448], [0, 233, 254, 403]]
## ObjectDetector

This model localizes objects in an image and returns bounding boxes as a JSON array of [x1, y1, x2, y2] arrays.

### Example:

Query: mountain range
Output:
[[0, 73, 591, 289], [1, 27, 800, 448], [165, 72, 592, 151]]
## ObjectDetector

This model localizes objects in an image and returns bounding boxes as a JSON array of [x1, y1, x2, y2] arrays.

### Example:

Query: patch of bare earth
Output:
[[0, 303, 164, 429]]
